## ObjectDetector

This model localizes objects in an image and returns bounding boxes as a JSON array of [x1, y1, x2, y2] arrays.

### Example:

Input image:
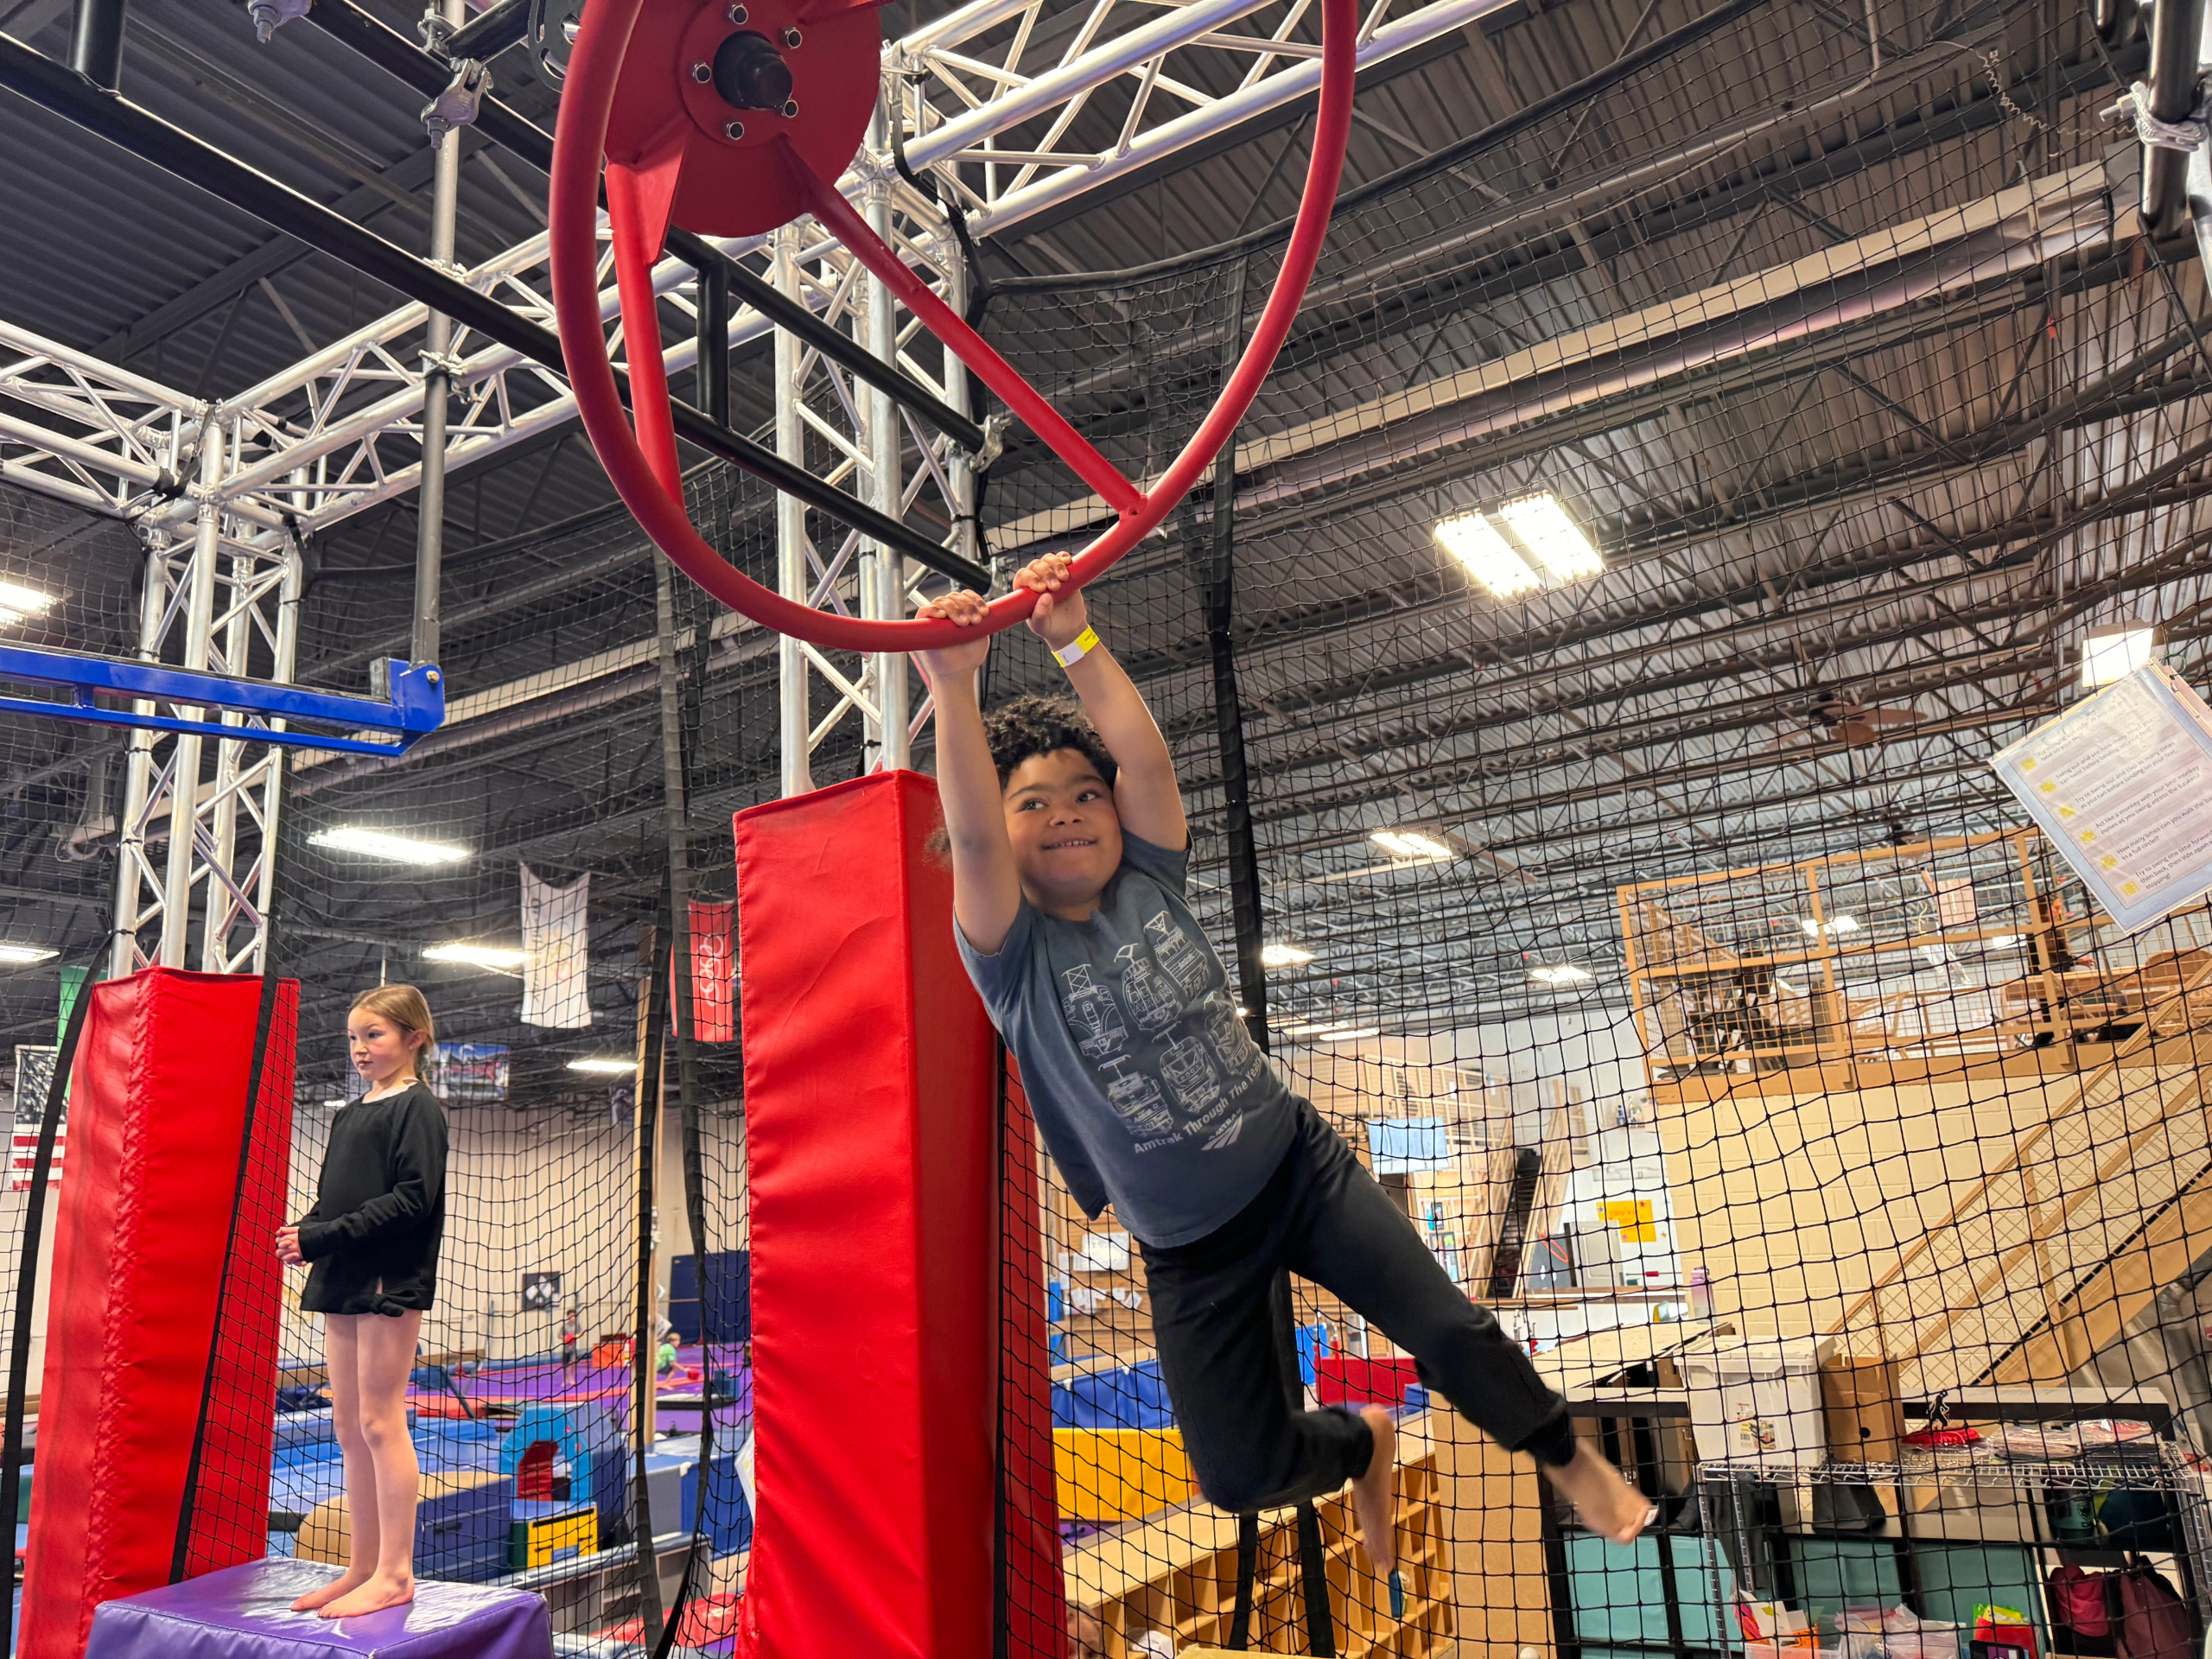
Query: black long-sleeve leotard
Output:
[[297, 1082, 448, 1316]]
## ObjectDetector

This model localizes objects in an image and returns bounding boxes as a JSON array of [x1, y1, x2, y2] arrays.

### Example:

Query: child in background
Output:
[[276, 985, 450, 1617], [918, 556, 1653, 1594]]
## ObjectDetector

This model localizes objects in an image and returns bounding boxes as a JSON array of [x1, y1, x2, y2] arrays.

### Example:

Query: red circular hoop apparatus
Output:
[[550, 0, 1357, 653]]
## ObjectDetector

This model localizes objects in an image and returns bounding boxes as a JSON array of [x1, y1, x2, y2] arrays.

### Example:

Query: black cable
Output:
[[628, 868, 675, 1650], [990, 1035, 1009, 1659], [0, 954, 100, 1659]]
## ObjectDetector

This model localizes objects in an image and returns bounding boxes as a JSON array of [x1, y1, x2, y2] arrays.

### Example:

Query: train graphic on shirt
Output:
[[1056, 915, 1266, 1154]]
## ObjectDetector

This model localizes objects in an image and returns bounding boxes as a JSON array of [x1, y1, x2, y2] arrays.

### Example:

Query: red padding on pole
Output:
[[20, 969, 298, 1659], [734, 772, 995, 1659]]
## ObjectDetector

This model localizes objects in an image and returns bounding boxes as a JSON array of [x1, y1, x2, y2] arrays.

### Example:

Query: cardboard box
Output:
[[1820, 1354, 1904, 1463]]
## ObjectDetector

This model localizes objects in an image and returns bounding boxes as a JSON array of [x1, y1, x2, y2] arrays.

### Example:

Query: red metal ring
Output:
[[550, 0, 1357, 653]]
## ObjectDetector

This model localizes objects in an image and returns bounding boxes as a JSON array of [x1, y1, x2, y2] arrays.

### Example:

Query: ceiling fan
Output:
[[1775, 691, 1923, 749]]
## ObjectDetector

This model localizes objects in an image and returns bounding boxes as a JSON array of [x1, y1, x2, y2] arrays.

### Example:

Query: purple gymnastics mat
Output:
[[82, 1560, 551, 1659]]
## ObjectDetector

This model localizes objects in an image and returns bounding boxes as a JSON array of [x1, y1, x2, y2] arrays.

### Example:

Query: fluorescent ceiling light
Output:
[[423, 942, 528, 972], [1317, 1027, 1382, 1043], [1799, 914, 1859, 937], [1986, 934, 2021, 949], [1499, 494, 1604, 582], [309, 826, 469, 864], [1529, 964, 1592, 985], [1370, 830, 1453, 860], [1281, 1020, 1360, 1037], [1262, 943, 1314, 969], [2081, 624, 2158, 688], [567, 1057, 636, 1075], [0, 580, 54, 628], [1434, 511, 1541, 598], [0, 944, 58, 965]]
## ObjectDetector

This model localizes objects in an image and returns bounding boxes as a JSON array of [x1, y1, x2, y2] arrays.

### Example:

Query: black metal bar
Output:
[[68, 0, 125, 88], [692, 257, 730, 428], [0, 25, 988, 590], [289, 0, 988, 451], [0, 960, 99, 1659], [702, 251, 988, 452], [441, 0, 530, 60], [2140, 0, 2205, 238]]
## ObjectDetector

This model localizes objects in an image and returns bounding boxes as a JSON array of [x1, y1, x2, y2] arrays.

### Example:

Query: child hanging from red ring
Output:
[[918, 554, 1653, 1602], [276, 983, 449, 1618]]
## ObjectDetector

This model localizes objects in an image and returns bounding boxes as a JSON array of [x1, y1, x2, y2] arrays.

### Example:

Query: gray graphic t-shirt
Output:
[[956, 831, 1295, 1247]]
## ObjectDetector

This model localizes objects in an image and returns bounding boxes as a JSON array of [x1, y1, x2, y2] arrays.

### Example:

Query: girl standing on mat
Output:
[[918, 555, 1654, 1604], [276, 985, 449, 1618]]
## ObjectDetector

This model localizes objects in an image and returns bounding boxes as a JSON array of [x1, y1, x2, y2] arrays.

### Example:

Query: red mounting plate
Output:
[[605, 0, 881, 238]]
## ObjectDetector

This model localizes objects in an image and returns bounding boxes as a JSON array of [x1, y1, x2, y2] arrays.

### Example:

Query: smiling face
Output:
[[1003, 747, 1124, 919], [348, 1007, 426, 1094]]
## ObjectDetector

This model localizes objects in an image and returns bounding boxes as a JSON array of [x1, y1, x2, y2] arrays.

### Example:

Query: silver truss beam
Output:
[[1, 0, 1484, 542], [109, 417, 300, 978]]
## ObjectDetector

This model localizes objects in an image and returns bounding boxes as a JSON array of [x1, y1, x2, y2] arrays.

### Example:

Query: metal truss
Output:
[[1, 0, 1484, 537], [891, 0, 1503, 234], [0, 319, 198, 524], [773, 108, 978, 793], [108, 416, 302, 980], [0, 0, 1497, 863]]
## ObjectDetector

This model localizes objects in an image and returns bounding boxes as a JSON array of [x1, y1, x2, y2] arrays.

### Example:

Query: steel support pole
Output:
[[774, 232, 814, 798], [861, 108, 908, 771], [68, 0, 126, 89], [942, 243, 978, 582], [110, 534, 168, 979], [161, 424, 228, 969], [253, 539, 302, 976], [411, 0, 464, 668], [200, 538, 256, 971]]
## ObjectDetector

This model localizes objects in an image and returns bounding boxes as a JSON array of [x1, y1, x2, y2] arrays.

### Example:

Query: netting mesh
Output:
[[6, 0, 2212, 1650]]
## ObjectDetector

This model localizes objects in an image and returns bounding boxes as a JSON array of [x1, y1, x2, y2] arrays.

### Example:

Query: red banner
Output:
[[688, 899, 736, 1043]]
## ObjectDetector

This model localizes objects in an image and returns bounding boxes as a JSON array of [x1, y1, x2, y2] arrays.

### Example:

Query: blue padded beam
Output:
[[0, 645, 445, 756]]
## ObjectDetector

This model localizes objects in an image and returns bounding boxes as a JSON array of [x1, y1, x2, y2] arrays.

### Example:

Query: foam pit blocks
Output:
[[733, 771, 997, 1658], [22, 968, 297, 1659]]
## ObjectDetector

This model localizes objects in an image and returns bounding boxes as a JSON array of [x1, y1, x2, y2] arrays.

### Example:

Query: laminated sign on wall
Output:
[[1990, 663, 2212, 933]]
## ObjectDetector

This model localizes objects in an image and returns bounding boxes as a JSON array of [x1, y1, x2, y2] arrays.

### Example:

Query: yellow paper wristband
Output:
[[1053, 625, 1101, 669]]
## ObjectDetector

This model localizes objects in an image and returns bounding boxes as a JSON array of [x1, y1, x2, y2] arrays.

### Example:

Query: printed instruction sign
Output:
[[1990, 663, 2212, 932]]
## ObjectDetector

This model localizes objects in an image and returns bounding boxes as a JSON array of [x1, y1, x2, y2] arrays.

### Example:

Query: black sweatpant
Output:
[[1139, 1097, 1568, 1513]]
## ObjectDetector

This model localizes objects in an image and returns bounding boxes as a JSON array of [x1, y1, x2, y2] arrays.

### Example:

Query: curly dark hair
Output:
[[982, 694, 1118, 791]]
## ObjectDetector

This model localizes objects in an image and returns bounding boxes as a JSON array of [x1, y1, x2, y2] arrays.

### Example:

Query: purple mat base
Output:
[[83, 1560, 550, 1659]]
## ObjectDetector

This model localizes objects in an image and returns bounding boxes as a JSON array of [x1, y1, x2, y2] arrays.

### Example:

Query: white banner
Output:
[[521, 865, 592, 1028]]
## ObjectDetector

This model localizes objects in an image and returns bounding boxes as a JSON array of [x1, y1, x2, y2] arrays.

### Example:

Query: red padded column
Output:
[[734, 772, 995, 1659], [21, 969, 298, 1659]]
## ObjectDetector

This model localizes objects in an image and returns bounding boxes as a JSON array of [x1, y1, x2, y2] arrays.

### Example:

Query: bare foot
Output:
[[318, 1573, 416, 1619], [1350, 1405, 1399, 1578], [1542, 1441, 1656, 1546], [290, 1568, 370, 1612]]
